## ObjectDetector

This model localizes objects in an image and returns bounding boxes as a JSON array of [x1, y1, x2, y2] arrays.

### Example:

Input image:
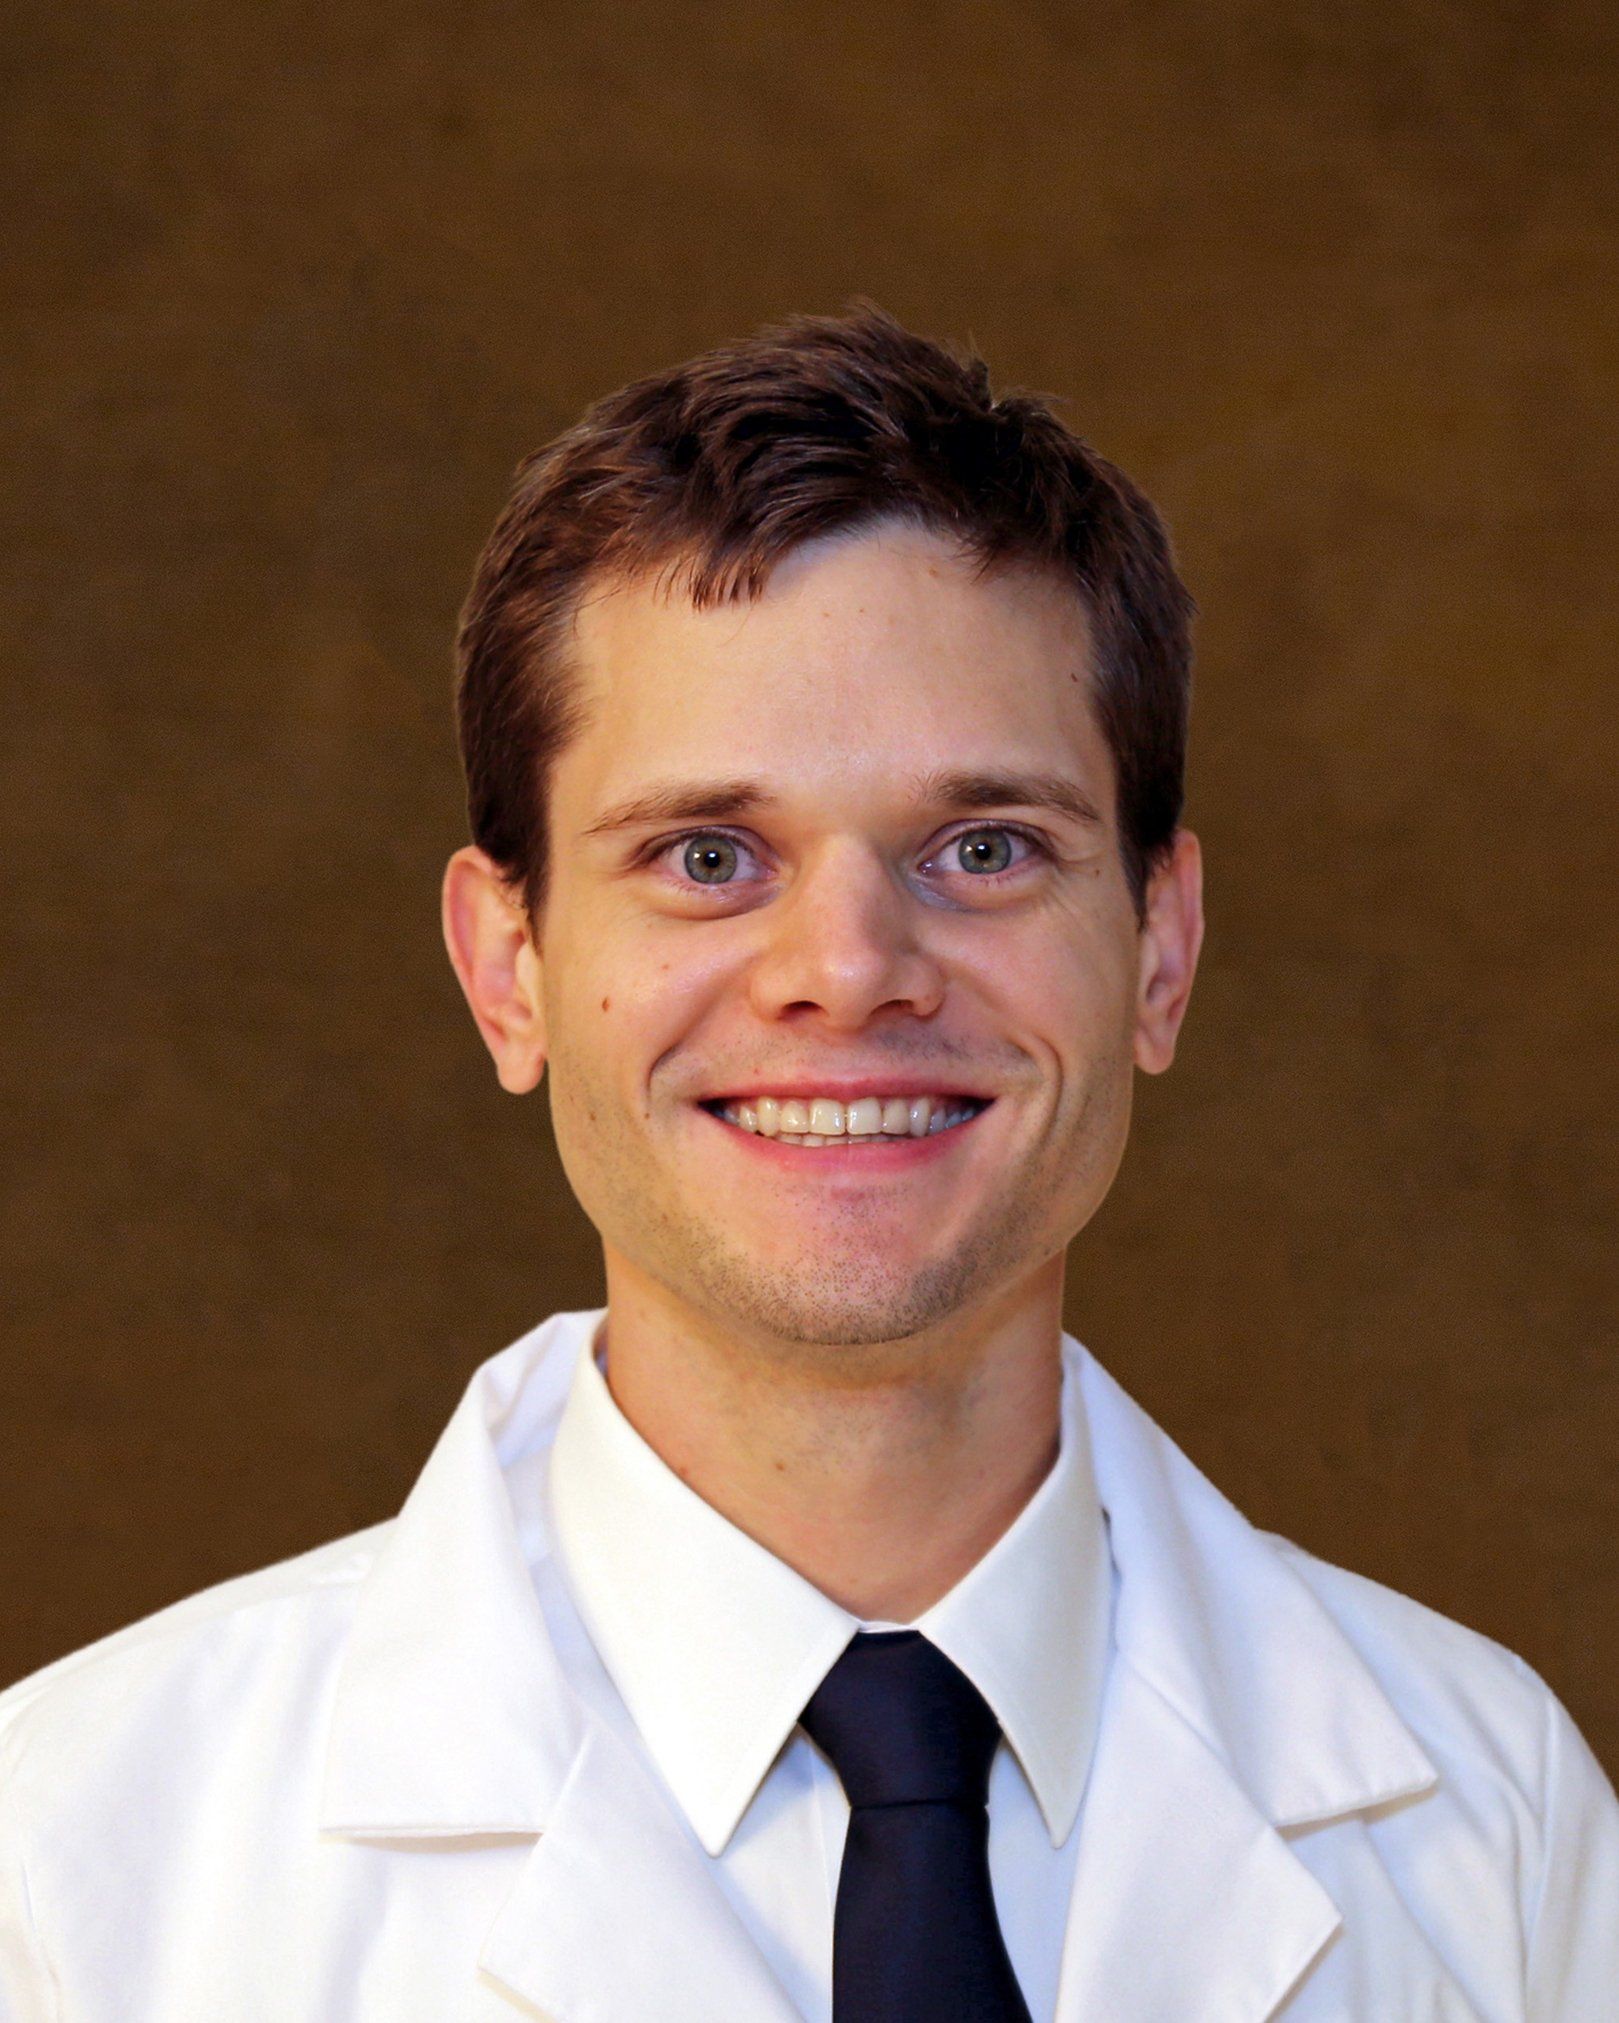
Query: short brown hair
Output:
[[454, 304, 1194, 926]]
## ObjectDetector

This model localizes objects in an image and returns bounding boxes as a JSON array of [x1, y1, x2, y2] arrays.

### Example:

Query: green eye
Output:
[[955, 829, 1015, 874], [682, 835, 741, 884]]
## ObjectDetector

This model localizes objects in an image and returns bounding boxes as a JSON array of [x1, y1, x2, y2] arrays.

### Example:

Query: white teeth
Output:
[[808, 1097, 843, 1135], [714, 1093, 984, 1145]]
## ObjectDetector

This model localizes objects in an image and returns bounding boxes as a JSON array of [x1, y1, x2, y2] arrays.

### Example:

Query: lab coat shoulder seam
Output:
[[1512, 1651, 1565, 2000], [10, 1827, 63, 2023], [0, 1723, 64, 2023]]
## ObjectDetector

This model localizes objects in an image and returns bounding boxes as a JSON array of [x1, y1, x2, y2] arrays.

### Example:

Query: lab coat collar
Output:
[[319, 1310, 586, 1836], [321, 1310, 1445, 2021], [321, 1309, 804, 2020], [1077, 1347, 1439, 1830], [1053, 1349, 1447, 2021]]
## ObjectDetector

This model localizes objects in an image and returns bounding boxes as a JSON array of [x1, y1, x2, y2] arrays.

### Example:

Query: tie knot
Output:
[[799, 1631, 1002, 1810]]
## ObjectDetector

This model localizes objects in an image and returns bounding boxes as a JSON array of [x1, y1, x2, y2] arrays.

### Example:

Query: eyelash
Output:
[[647, 823, 1052, 890]]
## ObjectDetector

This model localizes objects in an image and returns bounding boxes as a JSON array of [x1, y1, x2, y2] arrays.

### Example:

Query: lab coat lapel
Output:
[[321, 1312, 796, 2023], [473, 1721, 800, 2023], [1055, 1344, 1450, 2021], [1052, 1656, 1341, 2021]]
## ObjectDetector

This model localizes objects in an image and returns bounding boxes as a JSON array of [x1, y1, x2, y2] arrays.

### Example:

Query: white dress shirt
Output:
[[540, 1323, 1116, 2023]]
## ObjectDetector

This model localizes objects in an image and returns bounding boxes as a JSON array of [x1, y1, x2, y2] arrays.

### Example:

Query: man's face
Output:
[[525, 521, 1187, 1352]]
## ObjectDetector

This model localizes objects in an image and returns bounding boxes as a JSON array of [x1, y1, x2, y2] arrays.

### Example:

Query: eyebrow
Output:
[[579, 766, 1105, 840], [580, 779, 774, 839], [915, 767, 1105, 831]]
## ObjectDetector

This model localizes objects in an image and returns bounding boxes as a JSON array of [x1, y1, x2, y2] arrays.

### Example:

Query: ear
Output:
[[441, 845, 548, 1094], [1133, 828, 1204, 1075]]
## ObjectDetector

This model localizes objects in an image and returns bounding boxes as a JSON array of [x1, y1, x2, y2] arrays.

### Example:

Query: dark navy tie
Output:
[[799, 1630, 1033, 2022]]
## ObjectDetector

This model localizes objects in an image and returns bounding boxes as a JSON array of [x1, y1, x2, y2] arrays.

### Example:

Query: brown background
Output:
[[3, 1, 1615, 1778]]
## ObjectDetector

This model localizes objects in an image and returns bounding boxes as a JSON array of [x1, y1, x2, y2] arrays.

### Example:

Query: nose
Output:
[[746, 839, 946, 1030]]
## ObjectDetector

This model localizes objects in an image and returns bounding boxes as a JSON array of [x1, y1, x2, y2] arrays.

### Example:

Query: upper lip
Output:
[[700, 1079, 992, 1104]]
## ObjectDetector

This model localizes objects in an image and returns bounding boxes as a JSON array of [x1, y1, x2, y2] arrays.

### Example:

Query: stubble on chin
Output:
[[625, 1131, 1076, 1367]]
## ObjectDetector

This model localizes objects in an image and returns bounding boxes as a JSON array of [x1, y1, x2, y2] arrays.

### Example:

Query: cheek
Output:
[[993, 922, 1136, 1070], [544, 1033, 614, 1150], [544, 921, 730, 1124]]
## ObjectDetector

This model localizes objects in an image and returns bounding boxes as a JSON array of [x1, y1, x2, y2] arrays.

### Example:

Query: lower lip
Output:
[[697, 1103, 992, 1172]]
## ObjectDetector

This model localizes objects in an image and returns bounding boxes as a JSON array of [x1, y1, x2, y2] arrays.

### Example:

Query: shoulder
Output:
[[1079, 1341, 1597, 1815], [0, 1308, 594, 1817], [1266, 1531, 1557, 1786], [0, 1522, 394, 1797], [1265, 1534, 1619, 2006], [1267, 1532, 1618, 1909]]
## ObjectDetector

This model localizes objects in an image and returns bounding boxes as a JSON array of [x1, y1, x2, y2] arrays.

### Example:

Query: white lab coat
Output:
[[1, 1307, 1614, 2021]]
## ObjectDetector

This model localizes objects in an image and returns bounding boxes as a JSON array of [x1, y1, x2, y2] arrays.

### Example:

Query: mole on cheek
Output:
[[600, 996, 611, 1012]]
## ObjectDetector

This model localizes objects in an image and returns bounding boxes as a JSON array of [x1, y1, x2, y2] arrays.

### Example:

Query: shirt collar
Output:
[[547, 1325, 1113, 1856]]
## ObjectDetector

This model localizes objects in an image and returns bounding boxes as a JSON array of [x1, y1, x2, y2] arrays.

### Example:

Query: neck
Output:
[[594, 1252, 1067, 1621]]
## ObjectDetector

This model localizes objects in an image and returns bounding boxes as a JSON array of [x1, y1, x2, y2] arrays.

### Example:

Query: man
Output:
[[1, 309, 1614, 2022]]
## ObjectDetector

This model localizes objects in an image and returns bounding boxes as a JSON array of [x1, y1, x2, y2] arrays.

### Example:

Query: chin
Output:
[[690, 1245, 1001, 1354]]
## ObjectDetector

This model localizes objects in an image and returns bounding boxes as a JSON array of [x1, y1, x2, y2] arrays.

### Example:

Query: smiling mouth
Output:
[[700, 1093, 992, 1147]]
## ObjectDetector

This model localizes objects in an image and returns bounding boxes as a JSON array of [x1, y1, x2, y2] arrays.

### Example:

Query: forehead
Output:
[[556, 521, 1111, 827]]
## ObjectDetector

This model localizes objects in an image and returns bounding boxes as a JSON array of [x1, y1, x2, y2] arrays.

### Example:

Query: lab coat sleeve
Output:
[[1525, 1678, 1619, 2020]]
